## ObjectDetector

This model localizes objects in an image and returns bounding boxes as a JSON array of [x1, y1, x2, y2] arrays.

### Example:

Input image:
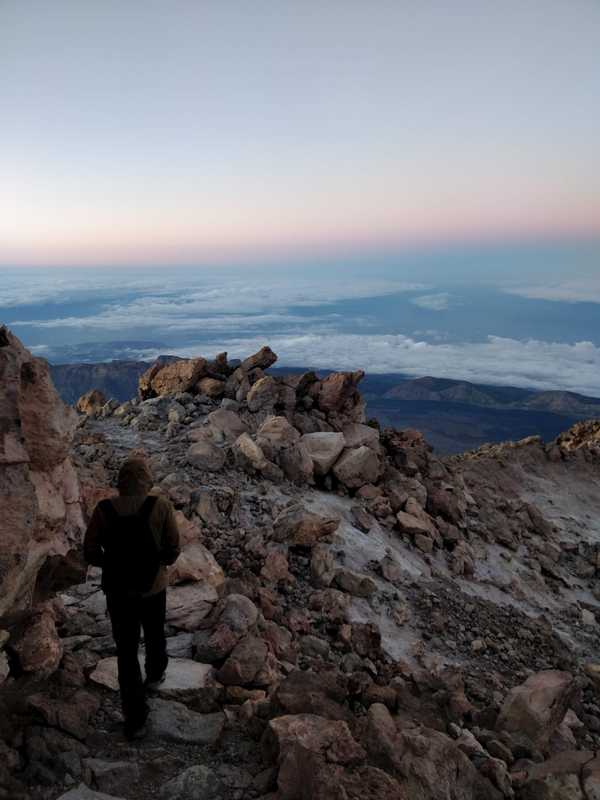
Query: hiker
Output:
[[83, 457, 180, 739]]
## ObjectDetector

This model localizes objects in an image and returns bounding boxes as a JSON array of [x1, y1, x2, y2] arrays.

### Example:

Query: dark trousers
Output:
[[106, 589, 168, 724]]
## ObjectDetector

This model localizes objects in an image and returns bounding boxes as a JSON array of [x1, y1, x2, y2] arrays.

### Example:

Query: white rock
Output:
[[89, 656, 218, 696], [57, 785, 126, 800], [300, 432, 346, 476]]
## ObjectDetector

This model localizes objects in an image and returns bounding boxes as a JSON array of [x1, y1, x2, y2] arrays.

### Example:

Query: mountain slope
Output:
[[4, 336, 600, 798]]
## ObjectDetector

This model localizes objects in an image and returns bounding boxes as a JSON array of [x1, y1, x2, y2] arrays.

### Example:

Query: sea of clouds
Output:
[[3, 268, 600, 396]]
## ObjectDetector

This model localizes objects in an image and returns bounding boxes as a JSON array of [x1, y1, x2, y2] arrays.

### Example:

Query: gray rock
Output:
[[186, 438, 226, 471], [160, 765, 224, 800], [301, 432, 346, 476], [147, 698, 225, 744], [57, 784, 126, 800], [166, 632, 193, 659], [84, 759, 140, 795]]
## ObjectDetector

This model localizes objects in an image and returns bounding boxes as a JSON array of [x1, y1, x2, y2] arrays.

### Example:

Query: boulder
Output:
[[310, 544, 336, 587], [57, 786, 127, 800], [186, 437, 226, 471], [75, 389, 106, 416], [247, 376, 280, 412], [84, 760, 140, 797], [257, 416, 300, 453], [275, 670, 350, 721], [334, 569, 377, 598], [333, 446, 380, 489], [90, 656, 218, 700], [261, 548, 291, 582], [12, 606, 63, 677], [232, 433, 269, 471], [0, 328, 84, 618], [168, 542, 224, 587], [241, 346, 278, 371], [206, 408, 249, 443], [147, 698, 225, 744], [141, 358, 207, 398], [159, 765, 225, 800], [279, 442, 315, 484], [263, 714, 366, 800], [273, 504, 340, 546], [496, 670, 577, 750], [342, 423, 380, 450], [301, 432, 346, 476], [394, 725, 503, 800], [519, 750, 595, 800], [264, 713, 365, 765], [27, 689, 100, 740], [216, 635, 268, 686], [316, 371, 364, 413], [193, 594, 259, 661], [166, 583, 218, 630], [396, 509, 437, 537], [196, 377, 225, 398]]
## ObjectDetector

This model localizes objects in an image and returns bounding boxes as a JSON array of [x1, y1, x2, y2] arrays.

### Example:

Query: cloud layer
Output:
[[158, 333, 600, 397], [505, 277, 600, 304]]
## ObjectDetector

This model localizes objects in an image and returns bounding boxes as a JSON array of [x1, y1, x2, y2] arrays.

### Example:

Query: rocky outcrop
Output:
[[0, 328, 85, 619]]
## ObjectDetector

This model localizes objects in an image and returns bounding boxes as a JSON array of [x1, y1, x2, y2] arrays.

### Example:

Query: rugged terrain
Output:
[[49, 360, 600, 453], [3, 327, 600, 799]]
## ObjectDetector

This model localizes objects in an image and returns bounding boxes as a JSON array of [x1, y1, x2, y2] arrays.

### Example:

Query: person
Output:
[[83, 457, 180, 740]]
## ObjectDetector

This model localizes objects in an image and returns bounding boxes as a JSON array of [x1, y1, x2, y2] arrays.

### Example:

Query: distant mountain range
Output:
[[379, 375, 600, 417], [48, 357, 600, 455]]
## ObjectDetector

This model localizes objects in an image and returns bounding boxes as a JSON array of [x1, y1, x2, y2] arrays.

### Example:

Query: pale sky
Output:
[[1, 0, 599, 267]]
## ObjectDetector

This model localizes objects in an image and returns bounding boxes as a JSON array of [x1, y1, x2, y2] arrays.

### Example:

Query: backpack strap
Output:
[[137, 495, 158, 522]]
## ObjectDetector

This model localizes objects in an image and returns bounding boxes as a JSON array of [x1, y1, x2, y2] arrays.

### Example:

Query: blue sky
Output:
[[1, 1, 599, 266]]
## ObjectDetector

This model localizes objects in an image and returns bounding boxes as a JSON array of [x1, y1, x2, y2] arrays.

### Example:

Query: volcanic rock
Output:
[[333, 446, 380, 489], [272, 504, 340, 546], [496, 670, 577, 750], [75, 389, 107, 416], [301, 432, 346, 476]]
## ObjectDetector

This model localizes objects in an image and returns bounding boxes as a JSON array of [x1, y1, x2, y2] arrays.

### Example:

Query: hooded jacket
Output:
[[83, 458, 181, 595]]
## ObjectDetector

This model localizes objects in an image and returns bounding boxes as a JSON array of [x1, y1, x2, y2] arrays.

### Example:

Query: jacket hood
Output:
[[117, 457, 153, 496]]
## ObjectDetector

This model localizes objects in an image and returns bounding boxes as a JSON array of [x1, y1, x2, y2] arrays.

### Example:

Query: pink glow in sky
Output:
[[1, 1, 599, 267]]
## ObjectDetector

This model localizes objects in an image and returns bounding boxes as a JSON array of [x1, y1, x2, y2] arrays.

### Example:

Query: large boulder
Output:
[[246, 376, 279, 412], [12, 606, 63, 677], [263, 714, 367, 800], [333, 446, 380, 489], [496, 670, 577, 750], [342, 423, 380, 450], [301, 432, 346, 476], [272, 504, 340, 546], [0, 328, 85, 618], [193, 594, 259, 662], [75, 389, 107, 416], [316, 370, 364, 413], [216, 635, 268, 686], [241, 346, 278, 371], [206, 408, 249, 443], [196, 377, 225, 398], [168, 542, 225, 588], [139, 358, 207, 398], [257, 416, 301, 453], [147, 698, 225, 744], [186, 437, 226, 471]]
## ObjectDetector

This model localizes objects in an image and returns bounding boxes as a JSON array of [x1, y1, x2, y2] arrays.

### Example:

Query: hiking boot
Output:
[[144, 672, 166, 691], [124, 719, 148, 741]]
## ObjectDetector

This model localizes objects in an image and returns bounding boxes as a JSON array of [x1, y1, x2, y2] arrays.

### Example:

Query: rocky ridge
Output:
[[2, 336, 600, 799]]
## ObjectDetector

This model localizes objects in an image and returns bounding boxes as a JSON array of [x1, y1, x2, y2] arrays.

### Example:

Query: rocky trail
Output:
[[4, 328, 600, 799]]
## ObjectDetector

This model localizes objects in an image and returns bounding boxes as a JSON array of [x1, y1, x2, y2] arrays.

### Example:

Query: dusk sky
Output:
[[1, 0, 599, 267]]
